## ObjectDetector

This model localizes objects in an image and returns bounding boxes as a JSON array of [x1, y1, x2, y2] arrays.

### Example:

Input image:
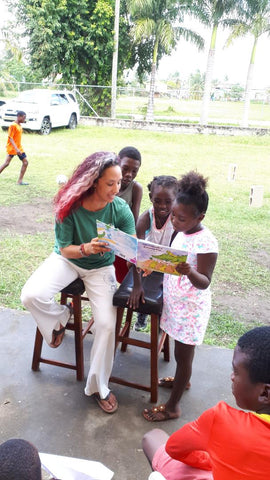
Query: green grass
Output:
[[0, 124, 269, 347], [116, 95, 270, 126], [203, 310, 260, 349]]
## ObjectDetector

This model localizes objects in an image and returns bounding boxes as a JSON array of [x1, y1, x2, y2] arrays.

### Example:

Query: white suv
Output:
[[0, 89, 80, 135]]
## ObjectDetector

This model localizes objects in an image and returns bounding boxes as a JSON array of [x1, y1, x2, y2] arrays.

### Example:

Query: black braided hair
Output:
[[147, 175, 178, 195]]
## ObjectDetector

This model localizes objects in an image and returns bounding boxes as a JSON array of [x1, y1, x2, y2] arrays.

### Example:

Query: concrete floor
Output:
[[0, 307, 236, 479]]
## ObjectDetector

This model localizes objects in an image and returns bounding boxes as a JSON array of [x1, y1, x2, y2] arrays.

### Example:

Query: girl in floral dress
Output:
[[143, 171, 218, 421]]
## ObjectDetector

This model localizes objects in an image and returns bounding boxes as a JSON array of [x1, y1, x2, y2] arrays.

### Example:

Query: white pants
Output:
[[21, 252, 117, 399]]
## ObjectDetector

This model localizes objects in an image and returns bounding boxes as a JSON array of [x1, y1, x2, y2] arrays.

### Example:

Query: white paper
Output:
[[39, 452, 114, 480]]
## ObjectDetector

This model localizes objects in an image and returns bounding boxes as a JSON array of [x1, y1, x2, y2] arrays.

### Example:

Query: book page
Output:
[[136, 240, 187, 275], [40, 452, 114, 480], [96, 220, 137, 264], [97, 221, 187, 275]]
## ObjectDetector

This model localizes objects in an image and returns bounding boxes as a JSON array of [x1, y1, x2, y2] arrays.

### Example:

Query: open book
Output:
[[97, 220, 187, 276]]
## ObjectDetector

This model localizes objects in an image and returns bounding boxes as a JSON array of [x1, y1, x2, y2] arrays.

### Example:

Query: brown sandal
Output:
[[94, 392, 118, 414], [158, 376, 175, 388], [142, 404, 180, 422], [50, 326, 65, 348], [158, 377, 191, 390]]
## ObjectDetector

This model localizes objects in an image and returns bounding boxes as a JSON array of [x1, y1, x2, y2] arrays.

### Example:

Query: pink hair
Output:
[[54, 152, 119, 222]]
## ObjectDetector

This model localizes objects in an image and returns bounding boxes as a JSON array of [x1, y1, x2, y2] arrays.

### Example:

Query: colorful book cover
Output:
[[96, 220, 187, 276]]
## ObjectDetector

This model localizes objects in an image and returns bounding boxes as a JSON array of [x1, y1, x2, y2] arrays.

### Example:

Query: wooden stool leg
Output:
[[115, 307, 124, 351], [150, 313, 159, 403], [158, 332, 170, 362], [60, 292, 68, 306], [120, 308, 133, 352], [72, 294, 84, 381], [32, 328, 43, 371]]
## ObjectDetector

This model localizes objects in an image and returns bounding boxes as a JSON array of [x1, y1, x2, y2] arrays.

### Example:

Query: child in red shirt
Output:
[[143, 326, 270, 480]]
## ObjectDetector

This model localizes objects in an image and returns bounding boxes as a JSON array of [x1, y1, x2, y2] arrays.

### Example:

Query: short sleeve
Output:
[[8, 124, 16, 138], [55, 215, 74, 248], [195, 229, 218, 255], [114, 199, 136, 235], [165, 407, 216, 471]]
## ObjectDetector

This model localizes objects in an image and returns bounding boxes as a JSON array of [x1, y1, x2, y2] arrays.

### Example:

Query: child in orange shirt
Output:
[[0, 110, 29, 185], [142, 326, 270, 480]]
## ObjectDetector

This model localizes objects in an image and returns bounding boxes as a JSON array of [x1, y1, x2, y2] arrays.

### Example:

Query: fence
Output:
[[0, 80, 270, 127]]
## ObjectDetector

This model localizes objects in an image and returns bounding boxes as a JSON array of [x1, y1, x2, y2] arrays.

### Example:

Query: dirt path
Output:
[[0, 199, 54, 234]]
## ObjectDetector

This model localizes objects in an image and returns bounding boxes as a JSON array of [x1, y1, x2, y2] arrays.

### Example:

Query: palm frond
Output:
[[131, 18, 156, 42], [177, 27, 205, 50], [156, 20, 175, 52]]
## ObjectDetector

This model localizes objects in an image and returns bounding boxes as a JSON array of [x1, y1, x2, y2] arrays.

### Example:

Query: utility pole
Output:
[[111, 0, 120, 119]]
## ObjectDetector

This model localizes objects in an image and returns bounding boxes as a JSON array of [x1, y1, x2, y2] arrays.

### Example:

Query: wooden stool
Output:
[[110, 270, 170, 403], [31, 278, 93, 381]]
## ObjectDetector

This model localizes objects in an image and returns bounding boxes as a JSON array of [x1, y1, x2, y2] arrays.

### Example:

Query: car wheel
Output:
[[1, 126, 8, 131], [68, 113, 77, 129], [39, 117, 52, 135]]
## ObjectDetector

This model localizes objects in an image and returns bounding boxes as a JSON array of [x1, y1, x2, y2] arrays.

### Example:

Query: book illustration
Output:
[[137, 240, 187, 275], [96, 220, 187, 276]]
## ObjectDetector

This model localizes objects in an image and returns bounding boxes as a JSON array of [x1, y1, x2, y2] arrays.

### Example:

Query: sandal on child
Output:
[[158, 377, 191, 390], [158, 376, 175, 388], [94, 392, 118, 414], [50, 326, 65, 348], [142, 404, 180, 422]]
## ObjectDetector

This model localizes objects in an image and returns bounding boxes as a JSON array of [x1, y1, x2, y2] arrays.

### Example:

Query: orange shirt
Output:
[[6, 122, 23, 155], [166, 401, 270, 480]]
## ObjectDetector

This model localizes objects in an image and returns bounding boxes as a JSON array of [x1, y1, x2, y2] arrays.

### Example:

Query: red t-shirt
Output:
[[166, 401, 270, 479]]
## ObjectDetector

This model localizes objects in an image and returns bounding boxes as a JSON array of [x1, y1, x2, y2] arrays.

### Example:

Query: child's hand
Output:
[[126, 285, 145, 309], [176, 262, 191, 276], [142, 269, 152, 277]]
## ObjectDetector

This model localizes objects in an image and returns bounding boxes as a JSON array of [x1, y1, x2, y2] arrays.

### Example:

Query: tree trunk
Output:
[[146, 63, 156, 121], [111, 0, 120, 119], [241, 37, 257, 128], [200, 24, 218, 126], [146, 39, 158, 122]]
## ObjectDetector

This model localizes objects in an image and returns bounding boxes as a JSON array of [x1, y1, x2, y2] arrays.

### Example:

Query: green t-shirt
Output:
[[54, 196, 135, 269]]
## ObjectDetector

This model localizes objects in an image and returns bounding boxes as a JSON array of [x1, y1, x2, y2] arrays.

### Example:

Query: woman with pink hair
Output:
[[21, 152, 136, 414]]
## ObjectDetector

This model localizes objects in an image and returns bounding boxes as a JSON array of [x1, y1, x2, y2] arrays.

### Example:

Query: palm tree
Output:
[[111, 0, 120, 119], [127, 0, 204, 121], [189, 0, 240, 126], [226, 0, 270, 127]]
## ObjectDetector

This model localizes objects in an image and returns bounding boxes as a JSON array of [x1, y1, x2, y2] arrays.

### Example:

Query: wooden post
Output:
[[249, 185, 264, 207], [228, 163, 237, 182]]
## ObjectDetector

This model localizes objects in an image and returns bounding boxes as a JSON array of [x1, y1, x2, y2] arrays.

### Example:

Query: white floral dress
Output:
[[160, 226, 218, 345]]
